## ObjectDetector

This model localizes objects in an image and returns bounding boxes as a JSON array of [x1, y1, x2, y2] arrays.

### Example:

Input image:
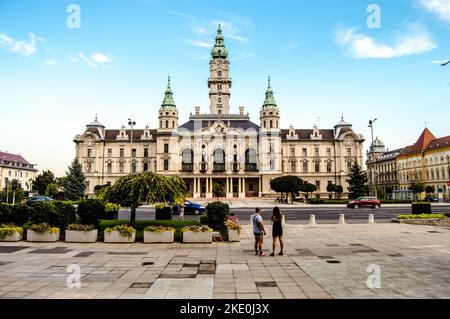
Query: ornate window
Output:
[[163, 160, 169, 171]]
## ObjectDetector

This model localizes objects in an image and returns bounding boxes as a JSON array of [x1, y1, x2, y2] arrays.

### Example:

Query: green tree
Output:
[[1, 180, 27, 204], [335, 185, 344, 199], [270, 175, 304, 204], [45, 183, 60, 198], [425, 185, 435, 194], [107, 172, 188, 226], [410, 182, 425, 201], [326, 183, 337, 199], [347, 162, 369, 199], [31, 170, 55, 195], [303, 183, 317, 199], [61, 159, 86, 200], [212, 182, 225, 200]]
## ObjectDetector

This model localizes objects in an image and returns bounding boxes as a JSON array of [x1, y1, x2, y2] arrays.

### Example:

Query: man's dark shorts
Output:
[[254, 232, 262, 238]]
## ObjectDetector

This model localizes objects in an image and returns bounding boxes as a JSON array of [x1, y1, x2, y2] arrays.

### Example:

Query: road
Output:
[[118, 204, 450, 224]]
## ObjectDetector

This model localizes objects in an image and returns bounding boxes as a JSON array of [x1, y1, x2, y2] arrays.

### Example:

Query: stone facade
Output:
[[73, 25, 365, 198], [366, 137, 402, 195], [397, 128, 450, 201], [0, 151, 37, 191]]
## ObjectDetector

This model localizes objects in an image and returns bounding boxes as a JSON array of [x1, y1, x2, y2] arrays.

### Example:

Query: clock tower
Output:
[[208, 24, 232, 115]]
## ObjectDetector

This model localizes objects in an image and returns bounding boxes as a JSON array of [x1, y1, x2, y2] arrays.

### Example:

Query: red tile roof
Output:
[[399, 128, 450, 157], [0, 151, 30, 165]]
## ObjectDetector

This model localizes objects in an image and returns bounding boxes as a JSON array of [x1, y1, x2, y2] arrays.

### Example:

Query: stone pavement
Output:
[[0, 223, 449, 299]]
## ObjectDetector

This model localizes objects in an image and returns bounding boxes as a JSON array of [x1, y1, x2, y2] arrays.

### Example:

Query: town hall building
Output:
[[74, 25, 365, 198]]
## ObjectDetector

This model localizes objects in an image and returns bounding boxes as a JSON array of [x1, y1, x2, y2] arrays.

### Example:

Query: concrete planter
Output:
[[104, 231, 135, 243], [396, 218, 450, 227], [0, 232, 23, 242], [227, 229, 240, 242], [27, 230, 60, 242], [65, 230, 98, 243], [144, 230, 174, 243], [182, 231, 212, 243]]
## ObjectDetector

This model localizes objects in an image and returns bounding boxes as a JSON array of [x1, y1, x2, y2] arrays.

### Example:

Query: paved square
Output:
[[0, 223, 449, 299]]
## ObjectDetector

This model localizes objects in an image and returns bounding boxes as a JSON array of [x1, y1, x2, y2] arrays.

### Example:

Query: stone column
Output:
[[193, 177, 200, 199], [239, 177, 246, 198], [206, 177, 213, 199]]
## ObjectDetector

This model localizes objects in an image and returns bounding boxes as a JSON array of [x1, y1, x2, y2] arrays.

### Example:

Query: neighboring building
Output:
[[366, 137, 402, 196], [397, 128, 450, 200], [74, 25, 365, 198], [0, 151, 38, 191]]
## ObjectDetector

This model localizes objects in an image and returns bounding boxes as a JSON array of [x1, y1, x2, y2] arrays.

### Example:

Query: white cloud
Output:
[[0, 32, 44, 56], [335, 25, 436, 59], [231, 51, 255, 61], [417, 0, 450, 23], [186, 39, 212, 48], [432, 59, 450, 64], [91, 53, 112, 63], [45, 59, 59, 65], [285, 40, 299, 50], [77, 52, 113, 67]]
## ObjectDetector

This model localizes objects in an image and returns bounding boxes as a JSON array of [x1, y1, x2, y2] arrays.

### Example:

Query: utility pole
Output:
[[369, 119, 378, 198], [128, 118, 136, 174]]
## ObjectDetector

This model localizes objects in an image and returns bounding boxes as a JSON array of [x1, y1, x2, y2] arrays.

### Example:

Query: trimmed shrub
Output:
[[205, 201, 230, 232], [105, 202, 120, 219], [397, 214, 446, 220], [77, 199, 106, 228], [53, 201, 76, 230], [9, 205, 35, 226], [29, 202, 59, 226]]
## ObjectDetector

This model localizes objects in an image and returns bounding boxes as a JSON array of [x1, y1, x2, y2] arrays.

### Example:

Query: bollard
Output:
[[338, 214, 346, 224], [309, 214, 317, 225], [368, 214, 375, 224], [282, 214, 286, 225]]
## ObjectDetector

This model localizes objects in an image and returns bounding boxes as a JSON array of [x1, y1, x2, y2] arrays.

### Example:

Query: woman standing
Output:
[[270, 206, 284, 256]]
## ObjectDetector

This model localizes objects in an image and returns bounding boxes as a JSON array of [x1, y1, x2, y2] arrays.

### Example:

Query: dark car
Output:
[[347, 197, 381, 209], [26, 195, 53, 205], [425, 196, 439, 203], [172, 200, 206, 215]]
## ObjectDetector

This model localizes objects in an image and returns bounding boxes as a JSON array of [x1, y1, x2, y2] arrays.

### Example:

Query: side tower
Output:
[[158, 76, 179, 132]]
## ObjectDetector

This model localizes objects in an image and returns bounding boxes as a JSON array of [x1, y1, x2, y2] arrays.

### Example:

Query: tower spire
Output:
[[161, 76, 176, 108], [263, 76, 277, 108]]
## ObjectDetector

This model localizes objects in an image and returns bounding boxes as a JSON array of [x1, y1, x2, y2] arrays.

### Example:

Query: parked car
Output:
[[425, 196, 439, 203], [26, 195, 53, 205], [347, 197, 381, 209], [172, 200, 206, 215]]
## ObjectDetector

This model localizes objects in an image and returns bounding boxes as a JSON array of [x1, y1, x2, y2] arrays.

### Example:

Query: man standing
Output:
[[252, 208, 267, 256]]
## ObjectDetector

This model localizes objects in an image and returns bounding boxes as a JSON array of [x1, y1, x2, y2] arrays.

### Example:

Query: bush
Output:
[[397, 214, 446, 220], [144, 226, 175, 232], [29, 223, 59, 233], [77, 199, 106, 228], [67, 224, 95, 231], [199, 214, 208, 224], [181, 225, 212, 232], [205, 201, 229, 232], [29, 202, 59, 226], [53, 201, 76, 230], [105, 224, 135, 237], [28, 202, 75, 230], [0, 204, 34, 226], [105, 202, 120, 219], [0, 224, 23, 239]]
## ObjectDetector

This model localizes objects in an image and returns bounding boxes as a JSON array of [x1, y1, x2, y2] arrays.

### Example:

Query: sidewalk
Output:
[[0, 223, 449, 299]]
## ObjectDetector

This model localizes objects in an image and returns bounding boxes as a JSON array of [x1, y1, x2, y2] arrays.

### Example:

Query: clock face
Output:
[[344, 136, 354, 146]]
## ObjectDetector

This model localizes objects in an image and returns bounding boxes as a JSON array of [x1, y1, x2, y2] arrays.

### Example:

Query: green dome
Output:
[[211, 24, 228, 59], [161, 76, 176, 109]]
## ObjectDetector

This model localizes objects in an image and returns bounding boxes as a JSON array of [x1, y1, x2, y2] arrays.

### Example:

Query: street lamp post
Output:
[[369, 118, 378, 198], [128, 118, 136, 174]]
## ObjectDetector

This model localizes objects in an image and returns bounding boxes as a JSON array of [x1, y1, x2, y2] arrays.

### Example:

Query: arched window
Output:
[[213, 148, 225, 172], [163, 160, 169, 171], [172, 121, 175, 128], [264, 121, 266, 128], [182, 148, 194, 172], [270, 120, 273, 128], [165, 120, 168, 128], [245, 148, 257, 171]]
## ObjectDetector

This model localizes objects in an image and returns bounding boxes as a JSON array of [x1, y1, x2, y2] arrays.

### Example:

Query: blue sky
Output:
[[1, 0, 450, 176]]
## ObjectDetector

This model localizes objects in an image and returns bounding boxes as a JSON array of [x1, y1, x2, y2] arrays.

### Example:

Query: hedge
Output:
[[396, 214, 446, 220]]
